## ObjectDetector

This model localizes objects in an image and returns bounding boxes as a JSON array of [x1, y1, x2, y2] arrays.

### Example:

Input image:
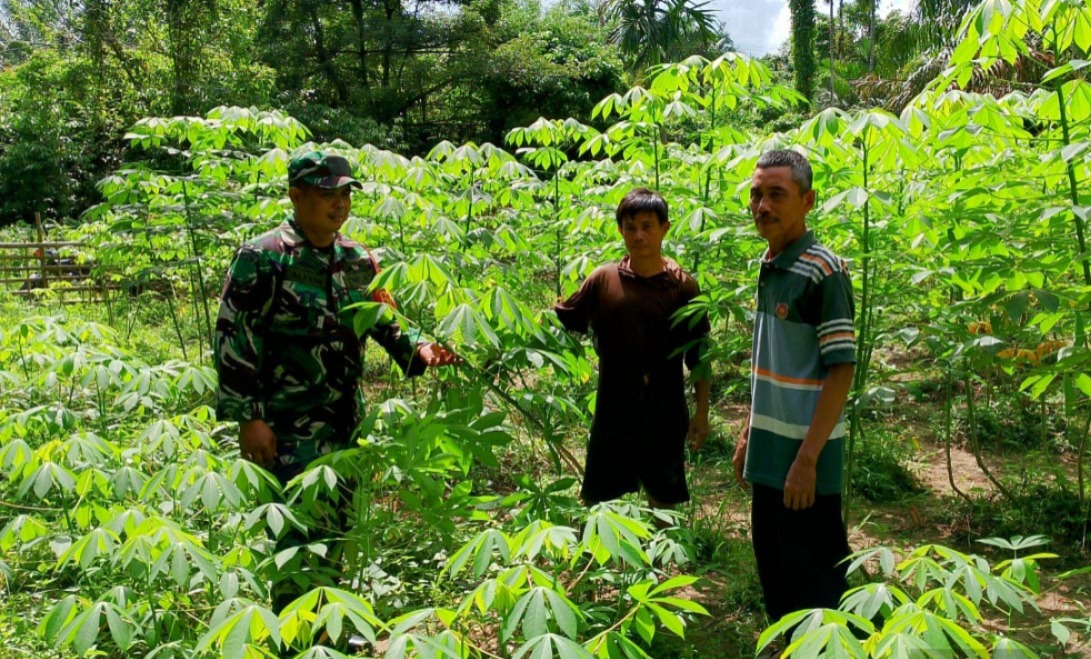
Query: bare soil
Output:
[[665, 401, 1091, 658]]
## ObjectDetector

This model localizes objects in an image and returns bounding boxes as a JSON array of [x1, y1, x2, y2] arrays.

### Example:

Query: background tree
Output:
[[0, 0, 642, 225], [0, 0, 273, 225], [603, 0, 720, 75], [475, 2, 624, 139], [789, 0, 817, 101], [825, 0, 836, 101]]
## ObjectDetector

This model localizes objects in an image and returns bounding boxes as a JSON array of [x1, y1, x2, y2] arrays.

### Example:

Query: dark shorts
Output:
[[580, 430, 689, 505]]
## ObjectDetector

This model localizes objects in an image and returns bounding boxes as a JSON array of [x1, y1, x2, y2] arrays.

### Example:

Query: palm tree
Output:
[[604, 0, 718, 74], [914, 0, 978, 50], [853, 1, 1050, 112]]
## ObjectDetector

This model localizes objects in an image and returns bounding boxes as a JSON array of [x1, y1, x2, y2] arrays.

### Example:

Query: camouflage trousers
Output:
[[267, 436, 357, 614]]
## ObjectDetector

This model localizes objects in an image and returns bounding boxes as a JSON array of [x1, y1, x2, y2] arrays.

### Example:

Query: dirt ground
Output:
[[669, 403, 1091, 658]]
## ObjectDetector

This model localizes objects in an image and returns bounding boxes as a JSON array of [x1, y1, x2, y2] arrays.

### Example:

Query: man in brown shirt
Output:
[[555, 188, 711, 507]]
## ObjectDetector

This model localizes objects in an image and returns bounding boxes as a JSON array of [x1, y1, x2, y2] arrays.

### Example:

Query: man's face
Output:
[[290, 184, 353, 244], [618, 210, 669, 259], [749, 165, 814, 252]]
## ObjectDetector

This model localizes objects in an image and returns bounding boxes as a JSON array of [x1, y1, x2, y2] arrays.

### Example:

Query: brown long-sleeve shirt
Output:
[[554, 257, 710, 448]]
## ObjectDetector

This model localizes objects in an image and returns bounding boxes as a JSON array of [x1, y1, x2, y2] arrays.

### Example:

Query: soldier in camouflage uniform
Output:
[[215, 151, 458, 485], [215, 152, 458, 631]]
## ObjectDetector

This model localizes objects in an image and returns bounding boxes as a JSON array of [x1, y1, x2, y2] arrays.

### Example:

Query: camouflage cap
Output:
[[288, 151, 363, 189]]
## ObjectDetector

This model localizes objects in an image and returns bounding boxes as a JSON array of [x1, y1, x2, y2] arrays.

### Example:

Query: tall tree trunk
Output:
[[789, 0, 817, 102], [166, 0, 199, 115], [305, 0, 349, 105], [838, 0, 844, 62], [867, 0, 876, 73], [828, 0, 836, 102], [382, 0, 397, 89], [349, 0, 370, 88]]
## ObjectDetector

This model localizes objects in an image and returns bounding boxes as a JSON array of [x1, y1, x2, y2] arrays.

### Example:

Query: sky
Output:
[[713, 0, 917, 57]]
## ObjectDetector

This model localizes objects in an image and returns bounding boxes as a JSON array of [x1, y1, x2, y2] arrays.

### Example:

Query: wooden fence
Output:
[[0, 214, 104, 303]]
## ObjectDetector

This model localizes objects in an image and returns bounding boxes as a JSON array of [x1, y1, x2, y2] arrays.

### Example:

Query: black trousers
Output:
[[751, 483, 852, 621]]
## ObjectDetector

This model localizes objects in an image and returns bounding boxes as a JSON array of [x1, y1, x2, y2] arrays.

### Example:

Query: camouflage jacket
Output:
[[214, 217, 422, 464]]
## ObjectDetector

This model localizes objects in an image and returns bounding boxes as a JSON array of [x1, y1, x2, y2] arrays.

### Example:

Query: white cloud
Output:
[[714, 0, 788, 56], [769, 4, 791, 55], [709, 0, 919, 57]]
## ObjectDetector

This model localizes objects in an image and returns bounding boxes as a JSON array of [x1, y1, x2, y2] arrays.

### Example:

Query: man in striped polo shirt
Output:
[[733, 149, 856, 622]]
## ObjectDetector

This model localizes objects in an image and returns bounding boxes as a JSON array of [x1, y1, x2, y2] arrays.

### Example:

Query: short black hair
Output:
[[755, 149, 813, 194], [616, 187, 668, 226]]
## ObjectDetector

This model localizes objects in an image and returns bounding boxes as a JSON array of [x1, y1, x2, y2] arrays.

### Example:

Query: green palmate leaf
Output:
[[460, 576, 518, 617], [870, 631, 938, 659], [70, 601, 107, 655], [514, 633, 593, 659], [311, 589, 382, 645], [57, 527, 120, 572], [633, 606, 656, 644], [786, 622, 867, 658], [244, 503, 305, 539], [350, 302, 394, 336], [486, 286, 533, 332], [758, 609, 819, 653], [436, 304, 500, 351], [512, 522, 578, 562], [446, 528, 512, 578], [977, 535, 1050, 552], [587, 631, 653, 659], [646, 602, 685, 638], [916, 587, 981, 624], [39, 595, 79, 643], [581, 505, 652, 567], [198, 602, 281, 656], [19, 461, 76, 500], [104, 603, 136, 652], [990, 636, 1038, 657], [1073, 373, 1091, 397], [503, 587, 581, 642], [546, 589, 581, 639], [0, 438, 33, 477], [842, 583, 910, 621], [0, 514, 50, 552]]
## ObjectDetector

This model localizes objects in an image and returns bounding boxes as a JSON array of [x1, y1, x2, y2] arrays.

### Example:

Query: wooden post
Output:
[[34, 212, 48, 288]]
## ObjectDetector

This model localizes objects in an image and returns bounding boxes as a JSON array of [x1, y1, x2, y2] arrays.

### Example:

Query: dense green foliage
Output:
[[0, 0, 634, 225]]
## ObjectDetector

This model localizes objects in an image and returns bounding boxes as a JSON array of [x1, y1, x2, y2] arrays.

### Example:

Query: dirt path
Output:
[[674, 404, 1091, 657]]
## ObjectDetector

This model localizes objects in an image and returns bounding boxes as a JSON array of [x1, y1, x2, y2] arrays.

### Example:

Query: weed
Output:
[[950, 482, 1090, 552], [849, 429, 924, 504]]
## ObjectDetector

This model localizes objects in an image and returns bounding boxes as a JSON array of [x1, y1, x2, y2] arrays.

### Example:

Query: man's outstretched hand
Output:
[[417, 342, 462, 367], [240, 419, 277, 468]]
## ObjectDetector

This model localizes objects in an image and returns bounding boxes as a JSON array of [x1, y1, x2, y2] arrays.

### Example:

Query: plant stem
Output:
[[182, 180, 214, 361], [164, 278, 188, 362], [846, 139, 874, 522], [1052, 21, 1091, 334], [554, 173, 562, 300], [653, 124, 661, 190], [965, 372, 1013, 500], [945, 368, 970, 503]]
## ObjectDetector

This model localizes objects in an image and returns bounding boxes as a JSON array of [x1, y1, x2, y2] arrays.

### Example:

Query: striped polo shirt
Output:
[[743, 230, 856, 495]]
